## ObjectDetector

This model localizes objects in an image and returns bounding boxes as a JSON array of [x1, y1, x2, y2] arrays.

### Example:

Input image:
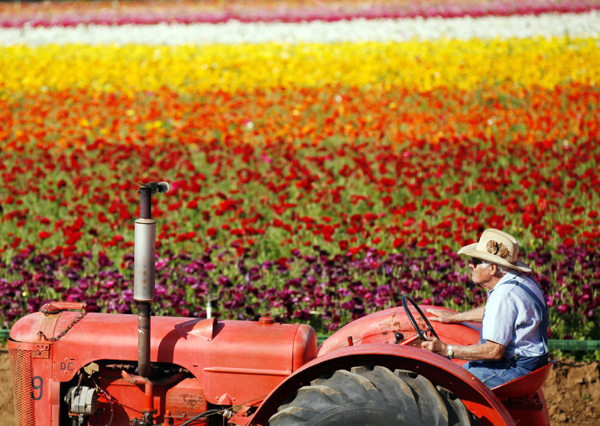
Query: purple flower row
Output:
[[1, 243, 598, 340], [1, 0, 599, 28]]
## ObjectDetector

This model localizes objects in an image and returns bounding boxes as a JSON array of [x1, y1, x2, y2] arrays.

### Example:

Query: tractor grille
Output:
[[9, 347, 36, 426]]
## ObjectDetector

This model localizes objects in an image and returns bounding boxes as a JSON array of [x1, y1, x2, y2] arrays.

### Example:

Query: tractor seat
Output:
[[491, 359, 557, 398]]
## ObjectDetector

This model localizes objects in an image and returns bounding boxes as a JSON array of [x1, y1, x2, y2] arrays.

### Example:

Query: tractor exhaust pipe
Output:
[[135, 187, 156, 378], [133, 182, 169, 378]]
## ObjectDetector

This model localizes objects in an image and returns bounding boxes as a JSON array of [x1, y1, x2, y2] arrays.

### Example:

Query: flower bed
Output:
[[0, 1, 598, 343], [3, 38, 599, 92]]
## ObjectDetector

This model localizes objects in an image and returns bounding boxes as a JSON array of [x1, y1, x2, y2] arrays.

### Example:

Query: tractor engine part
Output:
[[65, 386, 98, 415], [121, 370, 187, 425], [164, 378, 210, 424], [65, 386, 98, 426]]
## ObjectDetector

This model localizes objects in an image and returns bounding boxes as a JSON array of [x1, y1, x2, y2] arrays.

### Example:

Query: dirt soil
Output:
[[0, 345, 598, 425]]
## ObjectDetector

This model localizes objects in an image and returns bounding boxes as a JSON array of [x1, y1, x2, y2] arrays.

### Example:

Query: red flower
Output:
[[10, 237, 21, 249], [65, 231, 83, 245], [176, 231, 196, 242], [168, 200, 183, 211], [97, 212, 108, 223], [417, 236, 432, 248], [522, 212, 534, 229], [348, 247, 361, 255], [72, 217, 85, 231], [38, 231, 51, 239]]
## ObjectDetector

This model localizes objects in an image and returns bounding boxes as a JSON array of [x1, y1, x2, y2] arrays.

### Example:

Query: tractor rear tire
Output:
[[269, 366, 478, 426]]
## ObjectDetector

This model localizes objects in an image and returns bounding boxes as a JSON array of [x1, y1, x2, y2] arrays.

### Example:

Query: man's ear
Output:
[[490, 263, 500, 276]]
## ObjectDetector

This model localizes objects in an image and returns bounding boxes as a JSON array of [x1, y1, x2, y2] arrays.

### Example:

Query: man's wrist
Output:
[[439, 342, 448, 356], [451, 312, 465, 323], [446, 344, 454, 359]]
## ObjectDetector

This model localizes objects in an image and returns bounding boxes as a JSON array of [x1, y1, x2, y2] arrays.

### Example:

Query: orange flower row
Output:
[[3, 83, 599, 151]]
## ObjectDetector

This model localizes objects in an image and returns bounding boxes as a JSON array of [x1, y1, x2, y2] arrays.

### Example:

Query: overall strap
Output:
[[504, 279, 549, 349]]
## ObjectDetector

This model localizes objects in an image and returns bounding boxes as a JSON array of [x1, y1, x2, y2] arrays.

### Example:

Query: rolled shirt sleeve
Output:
[[481, 286, 518, 346]]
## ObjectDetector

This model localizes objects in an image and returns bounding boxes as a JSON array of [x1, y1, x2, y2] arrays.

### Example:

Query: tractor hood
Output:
[[10, 309, 317, 406]]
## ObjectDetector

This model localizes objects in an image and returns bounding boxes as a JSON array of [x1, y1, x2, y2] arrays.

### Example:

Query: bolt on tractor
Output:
[[8, 184, 554, 426]]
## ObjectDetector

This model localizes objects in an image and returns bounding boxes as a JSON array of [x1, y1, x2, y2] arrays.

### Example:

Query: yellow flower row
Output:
[[1, 37, 598, 94]]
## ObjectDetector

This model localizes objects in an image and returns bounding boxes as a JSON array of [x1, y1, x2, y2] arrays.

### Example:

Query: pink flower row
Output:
[[1, 0, 599, 28]]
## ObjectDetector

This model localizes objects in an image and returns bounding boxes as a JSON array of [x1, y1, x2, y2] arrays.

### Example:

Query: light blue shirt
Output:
[[481, 271, 548, 358]]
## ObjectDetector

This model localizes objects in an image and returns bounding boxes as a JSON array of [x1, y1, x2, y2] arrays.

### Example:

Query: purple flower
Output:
[[218, 275, 232, 287], [98, 253, 114, 269]]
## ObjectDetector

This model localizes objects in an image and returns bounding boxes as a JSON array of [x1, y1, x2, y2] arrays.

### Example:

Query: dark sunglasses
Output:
[[471, 257, 485, 266]]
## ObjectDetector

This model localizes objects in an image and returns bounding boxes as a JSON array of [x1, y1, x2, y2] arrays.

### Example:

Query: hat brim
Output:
[[458, 243, 532, 273]]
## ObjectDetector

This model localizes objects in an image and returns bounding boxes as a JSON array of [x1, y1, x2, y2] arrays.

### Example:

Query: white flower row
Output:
[[1, 11, 599, 46]]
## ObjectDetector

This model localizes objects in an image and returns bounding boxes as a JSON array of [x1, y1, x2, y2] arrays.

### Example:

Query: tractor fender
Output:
[[250, 343, 516, 426], [318, 305, 481, 356]]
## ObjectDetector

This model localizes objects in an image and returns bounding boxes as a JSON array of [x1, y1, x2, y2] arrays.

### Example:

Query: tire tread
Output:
[[269, 366, 476, 426]]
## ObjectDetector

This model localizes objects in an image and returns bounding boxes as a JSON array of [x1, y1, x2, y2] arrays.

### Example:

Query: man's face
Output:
[[469, 258, 495, 289]]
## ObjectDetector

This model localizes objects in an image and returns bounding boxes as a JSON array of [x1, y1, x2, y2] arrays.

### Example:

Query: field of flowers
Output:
[[1, 1, 599, 347]]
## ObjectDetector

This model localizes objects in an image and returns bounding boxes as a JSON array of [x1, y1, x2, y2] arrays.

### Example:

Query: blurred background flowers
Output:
[[1, 0, 599, 346]]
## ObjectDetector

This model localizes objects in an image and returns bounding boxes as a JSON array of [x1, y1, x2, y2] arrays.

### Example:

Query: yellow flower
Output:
[[0, 37, 598, 93]]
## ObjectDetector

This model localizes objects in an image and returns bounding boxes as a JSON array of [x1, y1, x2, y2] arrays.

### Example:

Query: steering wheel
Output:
[[401, 295, 439, 340]]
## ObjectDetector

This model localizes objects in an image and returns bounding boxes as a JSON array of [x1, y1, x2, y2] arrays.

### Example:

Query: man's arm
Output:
[[421, 336, 505, 361], [426, 306, 485, 323]]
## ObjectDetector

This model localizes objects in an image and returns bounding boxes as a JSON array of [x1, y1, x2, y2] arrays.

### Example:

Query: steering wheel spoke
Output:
[[401, 295, 439, 340]]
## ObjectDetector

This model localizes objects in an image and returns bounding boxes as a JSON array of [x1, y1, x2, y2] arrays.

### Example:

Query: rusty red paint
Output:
[[164, 378, 209, 424]]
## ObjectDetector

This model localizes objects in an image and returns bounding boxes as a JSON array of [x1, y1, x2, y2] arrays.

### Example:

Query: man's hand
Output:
[[426, 309, 459, 324], [421, 335, 447, 357], [422, 338, 506, 361]]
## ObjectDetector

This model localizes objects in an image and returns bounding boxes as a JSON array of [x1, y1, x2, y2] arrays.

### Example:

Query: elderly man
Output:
[[421, 228, 549, 387]]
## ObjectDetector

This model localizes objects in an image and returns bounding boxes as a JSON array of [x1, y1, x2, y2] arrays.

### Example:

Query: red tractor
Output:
[[8, 185, 554, 426]]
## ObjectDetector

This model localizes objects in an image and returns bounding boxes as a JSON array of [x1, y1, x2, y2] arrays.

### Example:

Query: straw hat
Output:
[[457, 228, 531, 273]]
